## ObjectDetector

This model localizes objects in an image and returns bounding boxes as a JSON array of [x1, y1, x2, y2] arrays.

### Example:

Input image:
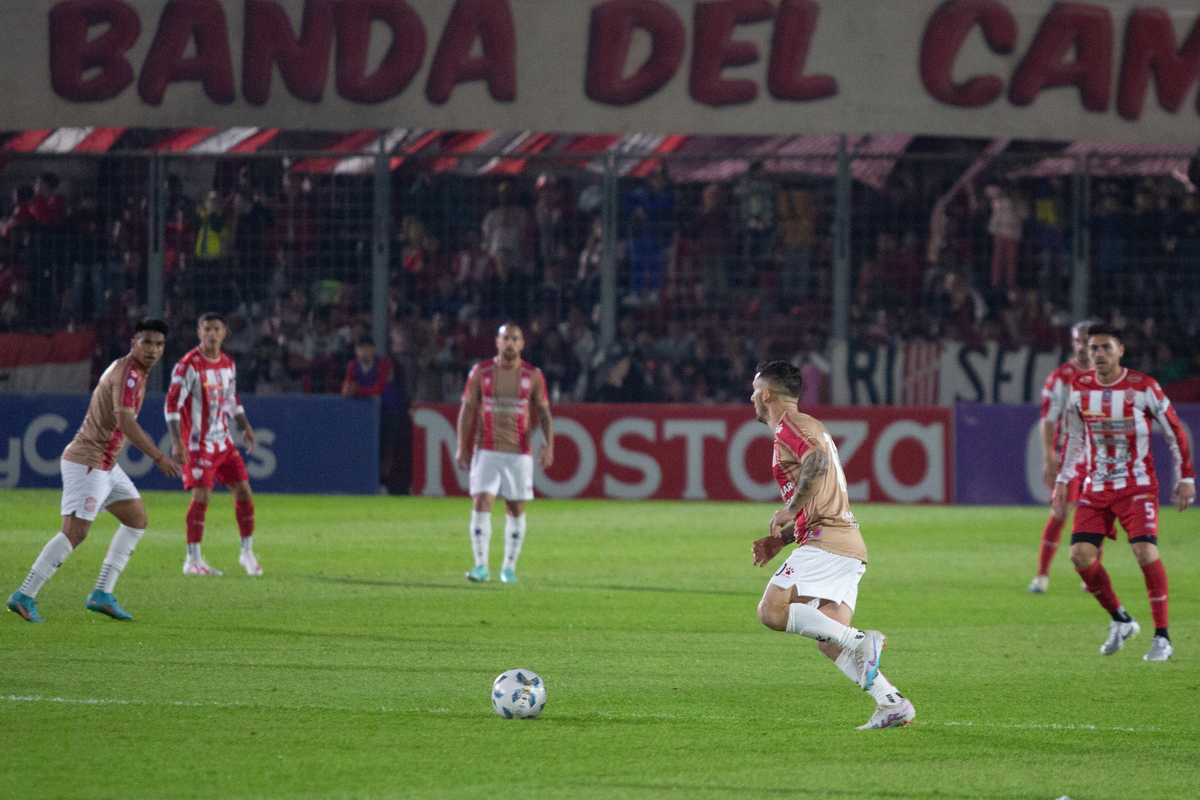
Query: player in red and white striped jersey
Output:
[[455, 324, 554, 584], [1054, 324, 1195, 662], [165, 312, 262, 577], [1028, 321, 1092, 593]]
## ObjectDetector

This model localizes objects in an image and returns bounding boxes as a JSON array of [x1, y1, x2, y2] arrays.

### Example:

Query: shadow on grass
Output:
[[304, 574, 754, 597]]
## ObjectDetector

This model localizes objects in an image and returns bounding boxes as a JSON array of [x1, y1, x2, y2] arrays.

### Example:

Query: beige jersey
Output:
[[462, 358, 548, 455], [62, 354, 148, 470], [772, 409, 867, 563]]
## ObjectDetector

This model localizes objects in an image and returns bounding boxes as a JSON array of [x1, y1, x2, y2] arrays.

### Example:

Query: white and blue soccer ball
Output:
[[492, 669, 546, 719]]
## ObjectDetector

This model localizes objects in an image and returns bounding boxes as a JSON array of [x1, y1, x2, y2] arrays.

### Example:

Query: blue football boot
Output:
[[86, 590, 133, 621], [500, 568, 517, 584], [7, 591, 44, 623], [465, 565, 490, 582]]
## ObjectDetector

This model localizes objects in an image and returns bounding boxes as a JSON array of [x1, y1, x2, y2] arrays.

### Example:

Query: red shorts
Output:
[[1064, 476, 1083, 504], [182, 447, 249, 490], [1072, 487, 1159, 541]]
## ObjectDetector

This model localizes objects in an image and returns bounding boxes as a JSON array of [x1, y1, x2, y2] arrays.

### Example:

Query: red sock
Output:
[[1140, 559, 1169, 629], [186, 500, 208, 544], [235, 499, 255, 540], [1036, 516, 1065, 576], [1077, 561, 1122, 614]]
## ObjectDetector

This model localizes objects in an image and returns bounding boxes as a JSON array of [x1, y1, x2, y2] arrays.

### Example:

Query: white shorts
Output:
[[469, 450, 534, 501], [768, 546, 867, 612], [60, 460, 141, 521]]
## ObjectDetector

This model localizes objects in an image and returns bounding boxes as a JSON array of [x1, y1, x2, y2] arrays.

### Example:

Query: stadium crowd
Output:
[[2, 142, 1200, 404]]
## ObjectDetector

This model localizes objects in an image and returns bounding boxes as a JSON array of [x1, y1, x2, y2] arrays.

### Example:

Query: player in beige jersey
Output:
[[456, 324, 554, 584], [8, 319, 181, 623], [748, 361, 914, 729]]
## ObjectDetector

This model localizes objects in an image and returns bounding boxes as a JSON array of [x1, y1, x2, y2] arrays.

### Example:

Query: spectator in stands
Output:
[[276, 173, 316, 278], [1032, 178, 1069, 301], [691, 183, 733, 306], [777, 181, 817, 308], [535, 174, 573, 274], [1126, 182, 1168, 317], [735, 161, 776, 283], [66, 192, 106, 324], [1166, 192, 1200, 336], [1091, 185, 1127, 304], [342, 335, 410, 494], [227, 168, 275, 303], [241, 335, 296, 395], [623, 166, 674, 304], [985, 184, 1025, 289], [575, 215, 607, 313], [193, 190, 229, 311], [481, 182, 531, 276]]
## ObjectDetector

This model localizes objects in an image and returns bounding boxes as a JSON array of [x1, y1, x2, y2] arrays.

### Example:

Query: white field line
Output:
[[0, 697, 1162, 731]]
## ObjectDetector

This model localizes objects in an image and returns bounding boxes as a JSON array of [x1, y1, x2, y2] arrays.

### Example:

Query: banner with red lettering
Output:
[[10, 1, 1200, 145], [413, 403, 952, 503]]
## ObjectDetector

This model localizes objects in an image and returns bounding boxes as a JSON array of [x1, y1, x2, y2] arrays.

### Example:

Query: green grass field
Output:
[[2, 490, 1198, 800]]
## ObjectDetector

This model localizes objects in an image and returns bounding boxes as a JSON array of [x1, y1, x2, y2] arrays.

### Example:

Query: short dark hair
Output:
[[355, 335, 375, 348], [134, 318, 169, 336], [1087, 323, 1121, 342], [756, 360, 804, 399], [198, 311, 224, 325]]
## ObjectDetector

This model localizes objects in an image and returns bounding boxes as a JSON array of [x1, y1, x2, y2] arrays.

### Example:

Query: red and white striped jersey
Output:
[[1041, 359, 1088, 478], [1058, 368, 1195, 493], [462, 358, 548, 455], [165, 348, 244, 454]]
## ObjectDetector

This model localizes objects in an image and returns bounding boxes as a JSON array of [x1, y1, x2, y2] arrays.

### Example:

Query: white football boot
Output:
[[844, 630, 887, 690], [858, 697, 916, 730], [1143, 636, 1173, 661], [239, 550, 263, 576], [1028, 575, 1049, 594], [183, 557, 223, 576], [1099, 618, 1140, 655]]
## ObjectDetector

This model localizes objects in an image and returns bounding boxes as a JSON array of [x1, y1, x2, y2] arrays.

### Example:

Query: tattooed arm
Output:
[[769, 449, 829, 538]]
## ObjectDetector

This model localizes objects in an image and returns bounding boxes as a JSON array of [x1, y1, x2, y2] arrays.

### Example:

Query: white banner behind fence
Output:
[[8, 0, 1200, 144]]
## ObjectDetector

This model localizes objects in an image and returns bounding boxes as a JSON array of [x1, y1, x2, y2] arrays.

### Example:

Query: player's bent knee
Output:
[[1069, 544, 1098, 570], [756, 597, 788, 631]]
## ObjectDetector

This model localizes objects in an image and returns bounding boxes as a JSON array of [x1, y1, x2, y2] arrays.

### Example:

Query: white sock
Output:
[[95, 525, 145, 593], [866, 672, 904, 706], [187, 542, 201, 561], [470, 510, 492, 569], [502, 513, 527, 571], [19, 532, 74, 598], [241, 536, 253, 553], [786, 602, 863, 650]]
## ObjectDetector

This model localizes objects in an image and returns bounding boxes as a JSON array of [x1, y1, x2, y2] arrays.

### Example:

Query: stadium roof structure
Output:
[[1, 128, 1194, 191]]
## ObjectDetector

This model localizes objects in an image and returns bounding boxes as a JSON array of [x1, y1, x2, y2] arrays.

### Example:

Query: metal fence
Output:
[[3, 140, 1198, 401]]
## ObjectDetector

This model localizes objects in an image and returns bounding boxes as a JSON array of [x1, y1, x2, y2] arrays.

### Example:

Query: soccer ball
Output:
[[491, 669, 546, 719]]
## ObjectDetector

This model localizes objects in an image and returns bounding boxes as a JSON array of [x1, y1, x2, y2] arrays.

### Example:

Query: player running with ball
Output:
[[749, 361, 913, 729], [1054, 324, 1194, 661]]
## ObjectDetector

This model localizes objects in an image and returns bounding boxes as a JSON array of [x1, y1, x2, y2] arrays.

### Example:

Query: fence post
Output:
[[599, 153, 618, 352], [372, 132, 391, 352], [832, 136, 851, 342], [1071, 154, 1091, 321], [147, 153, 166, 389]]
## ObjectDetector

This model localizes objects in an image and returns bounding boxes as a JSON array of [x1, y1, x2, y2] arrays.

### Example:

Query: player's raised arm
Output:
[[1145, 385, 1195, 512]]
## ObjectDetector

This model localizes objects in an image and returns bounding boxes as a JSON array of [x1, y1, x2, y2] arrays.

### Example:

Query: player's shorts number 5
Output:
[[822, 433, 849, 494], [1144, 501, 1156, 522]]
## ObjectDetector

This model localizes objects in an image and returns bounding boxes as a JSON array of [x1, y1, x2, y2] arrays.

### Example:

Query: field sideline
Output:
[[2, 489, 1198, 800]]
